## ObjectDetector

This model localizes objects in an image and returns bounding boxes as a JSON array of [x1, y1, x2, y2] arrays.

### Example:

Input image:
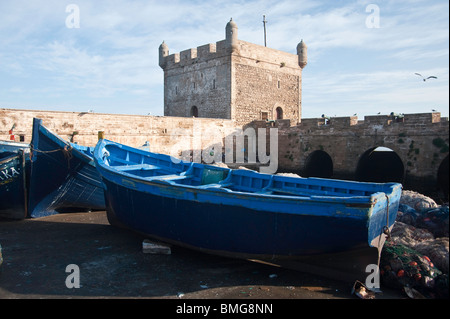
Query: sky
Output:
[[0, 0, 448, 119]]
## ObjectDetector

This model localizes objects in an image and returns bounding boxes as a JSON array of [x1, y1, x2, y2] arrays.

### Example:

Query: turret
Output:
[[225, 18, 238, 53], [297, 39, 307, 68], [159, 41, 169, 69]]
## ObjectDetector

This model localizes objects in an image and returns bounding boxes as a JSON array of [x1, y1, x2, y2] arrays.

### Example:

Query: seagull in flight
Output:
[[415, 73, 437, 81]]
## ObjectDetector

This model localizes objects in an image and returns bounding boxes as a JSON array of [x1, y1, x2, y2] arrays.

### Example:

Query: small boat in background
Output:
[[0, 140, 30, 159], [94, 138, 402, 281], [28, 118, 105, 218], [0, 141, 30, 219]]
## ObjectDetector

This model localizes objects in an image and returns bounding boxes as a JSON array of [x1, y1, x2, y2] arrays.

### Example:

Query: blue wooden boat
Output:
[[0, 141, 30, 219], [94, 139, 402, 280], [28, 118, 105, 218]]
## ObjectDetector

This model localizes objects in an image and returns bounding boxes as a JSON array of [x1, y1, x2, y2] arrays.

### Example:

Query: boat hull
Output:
[[0, 152, 29, 219], [104, 176, 397, 254], [95, 139, 401, 281], [104, 178, 375, 257], [28, 118, 105, 218], [0, 141, 30, 220]]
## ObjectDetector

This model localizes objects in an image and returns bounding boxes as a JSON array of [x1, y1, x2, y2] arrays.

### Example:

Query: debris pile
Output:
[[380, 190, 449, 299]]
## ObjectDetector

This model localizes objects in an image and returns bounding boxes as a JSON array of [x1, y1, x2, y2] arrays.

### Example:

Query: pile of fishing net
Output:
[[380, 239, 448, 298], [380, 191, 449, 298], [396, 204, 449, 238], [399, 190, 440, 212]]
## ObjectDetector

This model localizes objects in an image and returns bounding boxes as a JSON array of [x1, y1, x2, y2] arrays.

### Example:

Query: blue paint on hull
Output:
[[104, 178, 370, 257], [0, 153, 29, 219], [0, 141, 30, 220], [28, 118, 105, 218], [94, 139, 402, 260]]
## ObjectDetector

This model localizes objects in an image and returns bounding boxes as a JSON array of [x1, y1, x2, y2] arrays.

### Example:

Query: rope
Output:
[[29, 144, 73, 166], [382, 194, 391, 241], [30, 147, 63, 154], [62, 145, 73, 161], [375, 193, 392, 271]]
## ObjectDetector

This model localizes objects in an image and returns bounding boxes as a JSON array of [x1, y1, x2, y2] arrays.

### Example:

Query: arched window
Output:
[[190, 106, 198, 117], [276, 107, 283, 120]]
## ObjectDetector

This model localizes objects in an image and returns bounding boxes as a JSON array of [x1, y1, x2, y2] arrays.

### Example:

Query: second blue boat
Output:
[[28, 118, 105, 218]]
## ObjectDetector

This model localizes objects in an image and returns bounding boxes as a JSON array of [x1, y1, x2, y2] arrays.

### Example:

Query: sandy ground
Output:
[[0, 211, 405, 301]]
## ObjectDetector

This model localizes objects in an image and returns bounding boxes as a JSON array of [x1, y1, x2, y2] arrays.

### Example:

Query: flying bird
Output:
[[415, 73, 437, 81]]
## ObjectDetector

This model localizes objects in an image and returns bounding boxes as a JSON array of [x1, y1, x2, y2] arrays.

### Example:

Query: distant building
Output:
[[159, 19, 307, 125]]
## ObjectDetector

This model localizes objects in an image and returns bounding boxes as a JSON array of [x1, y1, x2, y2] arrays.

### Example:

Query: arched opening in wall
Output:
[[276, 107, 283, 120], [355, 147, 404, 183], [437, 154, 449, 198], [303, 150, 333, 178], [190, 106, 198, 117]]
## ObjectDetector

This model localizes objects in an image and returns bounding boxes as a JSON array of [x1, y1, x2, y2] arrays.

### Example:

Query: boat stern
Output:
[[367, 183, 402, 253]]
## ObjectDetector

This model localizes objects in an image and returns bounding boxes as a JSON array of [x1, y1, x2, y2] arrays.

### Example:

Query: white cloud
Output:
[[0, 0, 448, 118]]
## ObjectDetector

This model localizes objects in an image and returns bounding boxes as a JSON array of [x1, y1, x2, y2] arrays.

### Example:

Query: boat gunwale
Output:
[[0, 140, 30, 149], [0, 153, 21, 166], [94, 139, 402, 208]]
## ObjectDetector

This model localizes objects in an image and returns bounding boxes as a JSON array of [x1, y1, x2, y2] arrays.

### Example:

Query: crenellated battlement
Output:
[[160, 39, 302, 70], [298, 112, 448, 129], [161, 41, 229, 69], [159, 18, 306, 72]]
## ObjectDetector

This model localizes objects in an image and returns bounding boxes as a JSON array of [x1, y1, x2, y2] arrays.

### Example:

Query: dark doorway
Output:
[[276, 107, 283, 120], [303, 150, 333, 178], [191, 106, 198, 117], [355, 147, 404, 183]]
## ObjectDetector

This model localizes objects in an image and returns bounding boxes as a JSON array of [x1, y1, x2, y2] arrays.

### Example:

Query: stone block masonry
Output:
[[234, 62, 300, 125], [1, 108, 448, 198], [262, 113, 448, 198], [159, 19, 306, 126], [0, 108, 236, 157]]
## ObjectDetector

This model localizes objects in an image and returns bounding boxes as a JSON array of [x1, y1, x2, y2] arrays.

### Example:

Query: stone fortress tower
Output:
[[159, 19, 307, 125]]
